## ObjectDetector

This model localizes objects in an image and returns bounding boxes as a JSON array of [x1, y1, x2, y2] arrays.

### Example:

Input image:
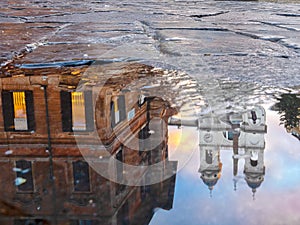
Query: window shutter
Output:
[[60, 91, 72, 132], [2, 91, 14, 131], [118, 95, 126, 121], [25, 91, 35, 131], [116, 148, 123, 180], [110, 101, 116, 128], [115, 147, 125, 195], [84, 91, 94, 131]]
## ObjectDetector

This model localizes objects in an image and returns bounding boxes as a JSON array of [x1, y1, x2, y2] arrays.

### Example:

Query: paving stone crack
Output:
[[190, 11, 229, 19], [256, 20, 300, 32]]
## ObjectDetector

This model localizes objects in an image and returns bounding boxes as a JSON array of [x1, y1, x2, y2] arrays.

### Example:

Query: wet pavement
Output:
[[0, 0, 300, 225], [1, 0, 300, 86]]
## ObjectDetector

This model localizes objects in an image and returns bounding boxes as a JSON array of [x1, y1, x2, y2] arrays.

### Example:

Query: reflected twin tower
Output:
[[198, 106, 267, 198], [170, 105, 267, 197]]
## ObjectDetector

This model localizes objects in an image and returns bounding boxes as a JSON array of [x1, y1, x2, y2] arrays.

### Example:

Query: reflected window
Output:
[[2, 91, 35, 131], [15, 219, 45, 225], [205, 150, 213, 164], [138, 124, 152, 164], [251, 110, 257, 124], [111, 95, 126, 128], [138, 124, 150, 156], [72, 92, 86, 131], [250, 151, 259, 167], [15, 160, 34, 192], [73, 161, 90, 192], [223, 131, 239, 141], [60, 91, 94, 132], [140, 185, 151, 200], [165, 145, 169, 158], [250, 159, 258, 167], [115, 146, 125, 195], [70, 220, 97, 225], [117, 201, 129, 225]]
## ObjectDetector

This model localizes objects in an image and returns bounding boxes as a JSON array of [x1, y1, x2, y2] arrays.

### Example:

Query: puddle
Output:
[[0, 0, 300, 224], [0, 60, 299, 225]]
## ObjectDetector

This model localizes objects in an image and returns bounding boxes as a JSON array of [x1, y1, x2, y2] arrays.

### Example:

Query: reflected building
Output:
[[198, 106, 267, 197], [0, 61, 178, 225]]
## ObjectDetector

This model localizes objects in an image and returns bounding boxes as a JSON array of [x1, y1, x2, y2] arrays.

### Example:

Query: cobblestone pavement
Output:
[[1, 0, 300, 88]]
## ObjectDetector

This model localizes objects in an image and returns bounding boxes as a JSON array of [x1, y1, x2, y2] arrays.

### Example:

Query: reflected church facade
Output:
[[198, 106, 267, 197]]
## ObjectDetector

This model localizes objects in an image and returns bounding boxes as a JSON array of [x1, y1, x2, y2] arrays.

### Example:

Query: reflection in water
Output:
[[169, 103, 267, 198], [273, 93, 300, 140], [0, 62, 180, 224], [1, 59, 299, 225], [198, 106, 267, 198]]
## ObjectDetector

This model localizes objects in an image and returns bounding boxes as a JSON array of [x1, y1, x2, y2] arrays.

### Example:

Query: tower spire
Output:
[[233, 178, 237, 191], [209, 186, 213, 198], [252, 189, 256, 201], [233, 158, 238, 176]]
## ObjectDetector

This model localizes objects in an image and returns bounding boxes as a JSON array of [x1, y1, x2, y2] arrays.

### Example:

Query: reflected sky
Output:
[[150, 104, 300, 225]]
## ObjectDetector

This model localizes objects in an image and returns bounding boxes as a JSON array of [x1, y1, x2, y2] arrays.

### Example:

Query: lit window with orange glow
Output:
[[71, 92, 86, 131], [13, 92, 28, 130], [1, 90, 35, 131], [60, 90, 94, 132]]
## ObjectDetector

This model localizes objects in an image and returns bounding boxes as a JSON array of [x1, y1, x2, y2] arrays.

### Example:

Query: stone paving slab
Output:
[[0, 0, 300, 87]]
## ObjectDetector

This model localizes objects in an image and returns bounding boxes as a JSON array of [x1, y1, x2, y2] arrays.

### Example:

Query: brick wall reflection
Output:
[[0, 62, 178, 225]]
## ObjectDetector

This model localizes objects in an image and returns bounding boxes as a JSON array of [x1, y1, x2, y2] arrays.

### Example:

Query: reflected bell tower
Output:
[[241, 106, 266, 199], [198, 116, 223, 195], [196, 105, 267, 197]]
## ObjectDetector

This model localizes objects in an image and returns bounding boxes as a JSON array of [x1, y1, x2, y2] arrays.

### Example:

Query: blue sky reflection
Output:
[[150, 106, 300, 225]]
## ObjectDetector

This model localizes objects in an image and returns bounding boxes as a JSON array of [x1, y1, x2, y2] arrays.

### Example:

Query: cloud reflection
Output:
[[150, 106, 300, 225]]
